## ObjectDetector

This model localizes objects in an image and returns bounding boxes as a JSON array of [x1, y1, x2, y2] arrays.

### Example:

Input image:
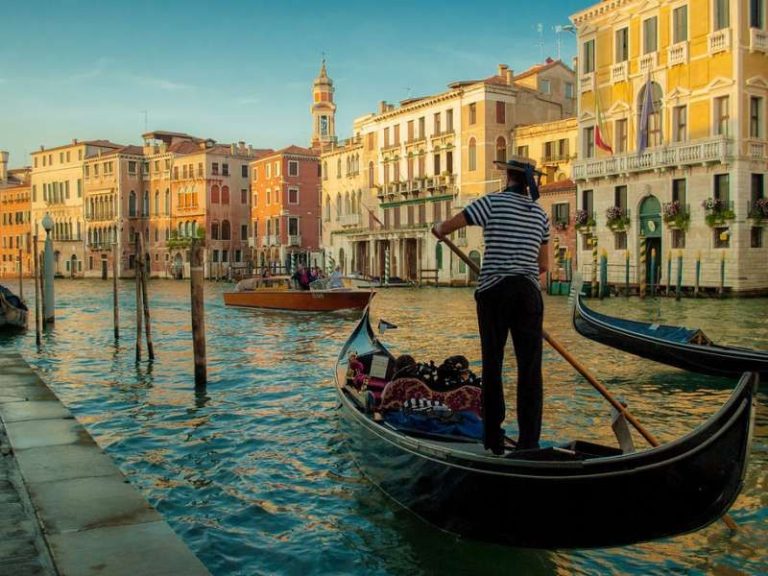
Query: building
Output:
[[0, 152, 32, 278], [321, 60, 577, 284], [82, 145, 145, 279], [30, 139, 123, 278], [571, 0, 768, 293], [513, 118, 579, 280], [250, 146, 321, 271]]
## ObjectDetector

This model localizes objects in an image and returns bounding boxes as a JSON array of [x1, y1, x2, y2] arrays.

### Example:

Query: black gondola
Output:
[[334, 309, 757, 549], [572, 291, 768, 378], [0, 284, 27, 330]]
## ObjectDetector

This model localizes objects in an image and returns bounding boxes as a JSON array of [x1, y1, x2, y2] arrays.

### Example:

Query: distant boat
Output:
[[223, 276, 374, 312], [0, 285, 28, 330], [334, 308, 758, 549], [572, 291, 768, 378], [351, 275, 415, 289]]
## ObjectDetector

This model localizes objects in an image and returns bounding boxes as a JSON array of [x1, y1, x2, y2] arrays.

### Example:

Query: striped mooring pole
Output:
[[599, 249, 608, 299], [591, 236, 598, 298], [650, 248, 657, 298], [384, 246, 390, 286], [666, 250, 672, 296], [625, 250, 630, 297], [639, 237, 647, 299]]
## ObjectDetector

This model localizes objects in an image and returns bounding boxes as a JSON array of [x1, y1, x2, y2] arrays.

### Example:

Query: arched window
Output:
[[368, 162, 375, 188], [211, 221, 220, 240], [323, 161, 328, 180], [164, 189, 170, 214], [154, 191, 159, 216], [129, 191, 136, 217], [337, 158, 342, 178], [496, 136, 507, 162], [211, 185, 220, 204], [325, 195, 331, 221], [336, 193, 342, 219], [221, 220, 231, 240], [345, 192, 351, 214], [468, 138, 477, 171], [142, 191, 149, 216], [221, 186, 230, 204]]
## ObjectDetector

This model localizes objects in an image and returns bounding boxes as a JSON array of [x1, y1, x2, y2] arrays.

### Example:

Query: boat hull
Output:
[[573, 293, 768, 378], [223, 288, 373, 311], [335, 310, 757, 549]]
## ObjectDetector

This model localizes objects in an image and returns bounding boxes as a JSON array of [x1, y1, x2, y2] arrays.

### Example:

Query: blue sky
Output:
[[0, 0, 588, 167]]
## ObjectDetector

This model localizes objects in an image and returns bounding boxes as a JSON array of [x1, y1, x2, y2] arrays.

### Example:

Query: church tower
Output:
[[310, 59, 336, 149]]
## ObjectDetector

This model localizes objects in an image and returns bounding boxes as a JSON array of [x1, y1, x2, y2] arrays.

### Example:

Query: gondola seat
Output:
[[380, 378, 482, 416]]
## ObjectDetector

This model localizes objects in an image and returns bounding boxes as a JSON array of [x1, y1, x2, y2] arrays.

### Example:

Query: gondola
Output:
[[334, 308, 757, 549], [0, 284, 28, 330], [573, 291, 768, 378]]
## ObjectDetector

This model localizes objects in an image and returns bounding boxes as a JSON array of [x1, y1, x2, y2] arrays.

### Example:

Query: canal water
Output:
[[0, 279, 766, 576]]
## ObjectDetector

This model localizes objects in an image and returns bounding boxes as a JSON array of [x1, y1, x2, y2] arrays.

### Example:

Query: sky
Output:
[[0, 0, 589, 167]]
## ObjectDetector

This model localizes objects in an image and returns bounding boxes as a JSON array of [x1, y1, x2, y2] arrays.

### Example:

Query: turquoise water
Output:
[[1, 279, 766, 576]]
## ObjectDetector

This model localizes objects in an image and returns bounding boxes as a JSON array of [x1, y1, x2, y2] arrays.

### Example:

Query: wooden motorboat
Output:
[[572, 291, 768, 378], [0, 284, 28, 330], [223, 276, 374, 312], [334, 308, 757, 549]]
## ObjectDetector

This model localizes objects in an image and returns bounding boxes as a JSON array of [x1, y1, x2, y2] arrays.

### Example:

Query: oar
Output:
[[433, 230, 739, 529]]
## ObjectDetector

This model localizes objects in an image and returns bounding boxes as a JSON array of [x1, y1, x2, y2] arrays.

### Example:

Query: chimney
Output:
[[379, 100, 388, 114], [0, 151, 8, 184], [72, 138, 78, 145], [498, 64, 508, 77], [230, 144, 236, 155], [506, 69, 514, 85]]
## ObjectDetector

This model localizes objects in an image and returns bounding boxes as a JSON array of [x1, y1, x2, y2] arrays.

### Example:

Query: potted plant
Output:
[[554, 220, 569, 231], [605, 206, 630, 231], [702, 197, 735, 227], [575, 209, 595, 232], [663, 200, 690, 230], [748, 198, 768, 226]]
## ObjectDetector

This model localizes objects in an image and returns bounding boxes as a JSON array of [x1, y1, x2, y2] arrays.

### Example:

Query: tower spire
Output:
[[310, 56, 336, 150]]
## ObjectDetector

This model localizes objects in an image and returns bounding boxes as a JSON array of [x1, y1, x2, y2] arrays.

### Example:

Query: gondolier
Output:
[[433, 156, 549, 453]]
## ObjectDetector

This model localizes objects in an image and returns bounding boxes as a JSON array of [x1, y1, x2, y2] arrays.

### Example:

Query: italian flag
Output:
[[595, 92, 613, 154]]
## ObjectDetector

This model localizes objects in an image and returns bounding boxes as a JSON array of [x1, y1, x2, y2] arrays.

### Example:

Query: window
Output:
[[614, 231, 627, 250], [565, 82, 574, 99], [468, 138, 477, 171], [128, 161, 137, 175], [212, 162, 219, 176], [750, 96, 763, 138], [211, 185, 220, 204], [672, 229, 686, 249], [673, 5, 688, 44], [288, 217, 299, 236], [393, 125, 400, 145], [582, 39, 595, 73], [517, 145, 529, 157], [714, 173, 730, 203], [434, 153, 441, 175], [418, 116, 426, 138], [673, 178, 687, 206], [446, 151, 453, 174], [288, 188, 299, 204], [241, 165, 248, 178], [582, 189, 594, 215], [288, 160, 299, 176], [241, 189, 247, 203], [751, 0, 765, 27], [751, 226, 764, 248], [129, 191, 136, 217], [615, 185, 627, 210], [469, 103, 477, 125], [552, 203, 570, 226], [266, 163, 272, 178], [539, 79, 551, 95], [434, 112, 442, 134], [222, 186, 230, 204], [643, 16, 658, 54], [446, 109, 453, 131], [383, 127, 390, 147], [714, 227, 729, 248], [221, 220, 231, 240], [211, 222, 220, 240], [266, 190, 271, 205], [584, 127, 595, 158], [496, 137, 507, 162], [673, 105, 687, 142], [714, 96, 730, 136], [714, 0, 730, 30], [615, 119, 628, 153], [496, 101, 506, 123], [615, 27, 629, 62]]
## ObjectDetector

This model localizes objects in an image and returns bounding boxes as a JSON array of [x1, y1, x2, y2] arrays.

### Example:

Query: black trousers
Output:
[[475, 276, 544, 449]]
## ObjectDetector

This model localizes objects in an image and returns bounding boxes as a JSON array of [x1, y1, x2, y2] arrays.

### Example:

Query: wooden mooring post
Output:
[[33, 235, 41, 347], [113, 243, 119, 340], [18, 249, 23, 301], [135, 234, 143, 362], [190, 239, 207, 388], [719, 250, 726, 298], [138, 234, 155, 360], [666, 250, 672, 296], [624, 250, 630, 297], [694, 251, 701, 298]]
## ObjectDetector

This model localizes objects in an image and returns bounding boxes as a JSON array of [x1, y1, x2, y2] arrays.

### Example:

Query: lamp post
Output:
[[41, 213, 55, 324]]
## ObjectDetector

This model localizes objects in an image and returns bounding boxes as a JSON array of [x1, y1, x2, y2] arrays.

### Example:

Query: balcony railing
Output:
[[573, 137, 733, 181], [750, 27, 768, 53], [708, 28, 731, 55], [611, 61, 628, 83], [260, 236, 268, 247], [668, 42, 688, 66], [639, 51, 658, 73], [579, 72, 595, 93], [288, 235, 302, 246], [339, 213, 361, 226]]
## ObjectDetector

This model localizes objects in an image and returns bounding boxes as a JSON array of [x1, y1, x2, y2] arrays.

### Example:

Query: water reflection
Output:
[[0, 279, 765, 575]]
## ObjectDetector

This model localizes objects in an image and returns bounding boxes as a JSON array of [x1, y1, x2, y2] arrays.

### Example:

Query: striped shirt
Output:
[[463, 188, 550, 293]]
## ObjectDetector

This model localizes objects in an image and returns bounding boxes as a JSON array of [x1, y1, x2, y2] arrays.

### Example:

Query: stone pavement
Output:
[[0, 352, 212, 576]]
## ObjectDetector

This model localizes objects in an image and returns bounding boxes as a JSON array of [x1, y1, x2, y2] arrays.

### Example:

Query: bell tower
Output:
[[311, 58, 336, 149]]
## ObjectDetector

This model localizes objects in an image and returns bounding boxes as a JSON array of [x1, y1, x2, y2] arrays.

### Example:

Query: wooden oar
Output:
[[433, 229, 739, 528]]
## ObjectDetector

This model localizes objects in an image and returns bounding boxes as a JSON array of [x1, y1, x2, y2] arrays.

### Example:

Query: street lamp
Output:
[[41, 213, 55, 324]]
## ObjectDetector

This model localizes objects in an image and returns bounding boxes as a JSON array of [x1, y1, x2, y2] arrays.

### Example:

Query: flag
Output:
[[366, 206, 384, 227], [637, 71, 654, 156], [594, 91, 613, 154]]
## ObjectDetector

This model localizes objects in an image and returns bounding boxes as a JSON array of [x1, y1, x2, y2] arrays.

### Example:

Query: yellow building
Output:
[[30, 140, 123, 278], [0, 152, 32, 278], [322, 61, 577, 284], [571, 0, 768, 293]]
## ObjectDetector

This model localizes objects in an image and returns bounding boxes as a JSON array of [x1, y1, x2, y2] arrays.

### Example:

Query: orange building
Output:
[[251, 146, 321, 271], [0, 152, 32, 278]]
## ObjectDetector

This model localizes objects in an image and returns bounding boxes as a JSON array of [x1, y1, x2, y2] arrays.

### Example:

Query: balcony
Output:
[[708, 28, 731, 55], [573, 137, 733, 181], [751, 28, 768, 53], [579, 72, 594, 93], [668, 42, 688, 66], [270, 235, 280, 246], [288, 234, 302, 246], [746, 140, 767, 160], [639, 52, 658, 73], [260, 236, 268, 247], [611, 62, 628, 83], [339, 213, 361, 226], [248, 237, 256, 248]]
